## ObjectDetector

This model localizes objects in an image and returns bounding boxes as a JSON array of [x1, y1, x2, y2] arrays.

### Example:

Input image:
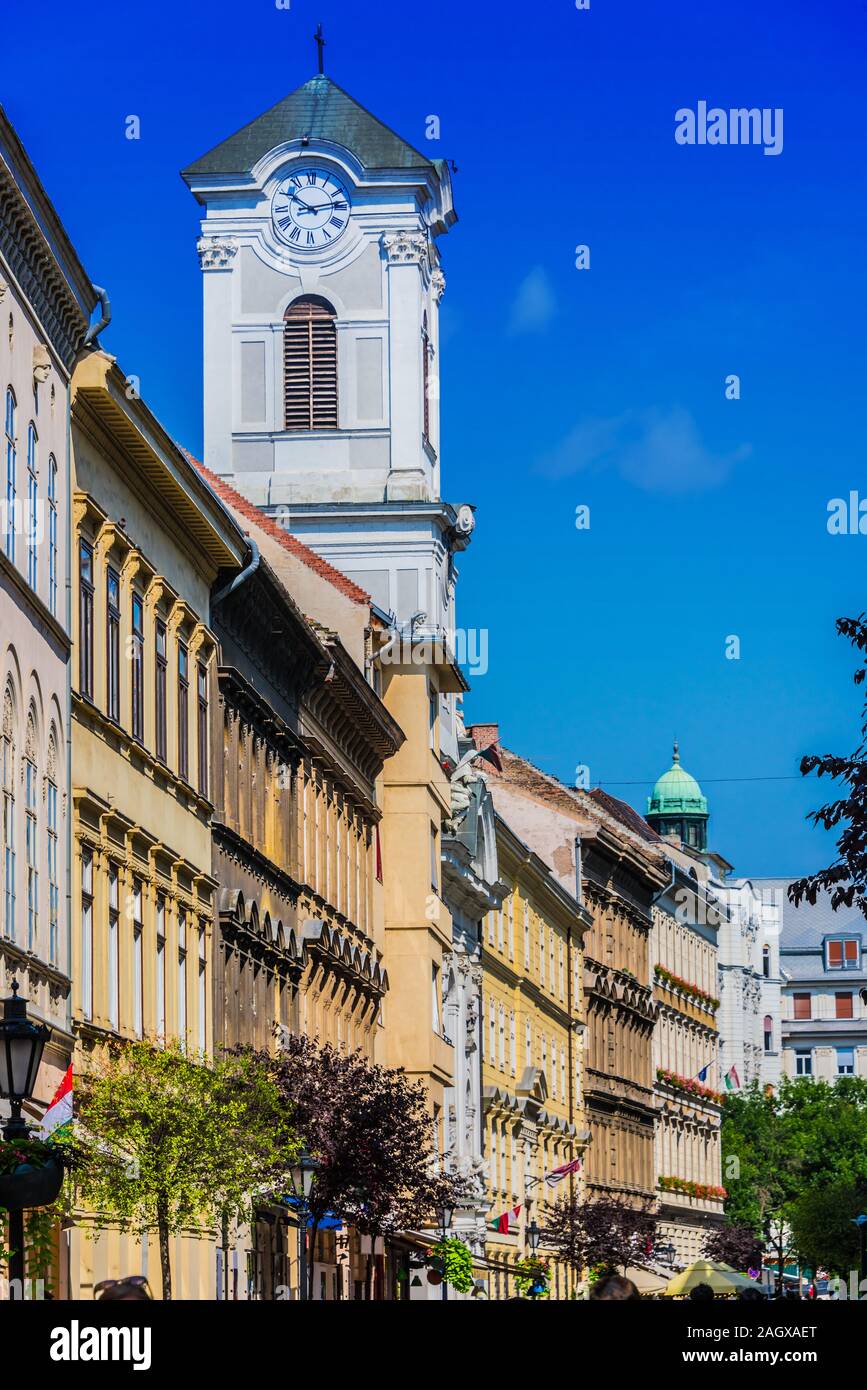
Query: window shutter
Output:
[[284, 296, 338, 430]]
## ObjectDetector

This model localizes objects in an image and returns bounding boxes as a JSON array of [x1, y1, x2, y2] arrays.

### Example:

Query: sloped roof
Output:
[[182, 451, 370, 606], [589, 786, 662, 844], [182, 75, 434, 178], [752, 876, 867, 948]]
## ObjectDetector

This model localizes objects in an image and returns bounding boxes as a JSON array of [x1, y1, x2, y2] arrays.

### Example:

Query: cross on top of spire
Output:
[[314, 23, 326, 74]]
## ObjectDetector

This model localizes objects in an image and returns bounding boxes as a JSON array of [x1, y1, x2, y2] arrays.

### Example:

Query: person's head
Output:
[[589, 1275, 641, 1301], [94, 1276, 153, 1302], [738, 1285, 766, 1301], [689, 1282, 715, 1301]]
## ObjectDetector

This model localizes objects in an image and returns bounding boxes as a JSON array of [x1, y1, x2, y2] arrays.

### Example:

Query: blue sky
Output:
[[5, 0, 866, 874]]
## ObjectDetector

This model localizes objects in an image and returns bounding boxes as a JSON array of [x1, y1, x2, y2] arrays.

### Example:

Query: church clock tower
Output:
[[182, 70, 454, 504]]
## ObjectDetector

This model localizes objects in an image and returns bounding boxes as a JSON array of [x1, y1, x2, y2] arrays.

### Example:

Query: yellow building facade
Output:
[[481, 814, 591, 1300], [68, 351, 248, 1298]]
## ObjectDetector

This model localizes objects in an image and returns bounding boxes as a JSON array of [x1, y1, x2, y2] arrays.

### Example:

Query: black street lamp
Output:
[[0, 981, 51, 1292], [527, 1219, 541, 1255], [437, 1200, 454, 1302], [292, 1151, 317, 1302]]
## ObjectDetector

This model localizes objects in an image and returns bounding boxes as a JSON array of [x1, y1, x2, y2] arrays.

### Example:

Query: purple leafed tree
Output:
[[544, 1195, 658, 1278], [265, 1035, 466, 1298], [703, 1223, 763, 1273]]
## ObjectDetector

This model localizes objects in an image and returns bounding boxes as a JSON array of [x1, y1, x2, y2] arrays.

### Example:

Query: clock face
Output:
[[271, 169, 352, 250]]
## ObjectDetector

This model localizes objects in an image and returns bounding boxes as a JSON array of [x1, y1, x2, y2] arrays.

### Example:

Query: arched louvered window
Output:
[[284, 296, 338, 431]]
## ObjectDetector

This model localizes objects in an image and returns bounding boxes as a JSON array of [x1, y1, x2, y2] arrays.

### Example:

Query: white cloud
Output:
[[538, 406, 751, 493], [508, 266, 556, 334]]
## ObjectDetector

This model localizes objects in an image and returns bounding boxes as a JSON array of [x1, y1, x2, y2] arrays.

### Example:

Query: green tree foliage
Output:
[[789, 613, 867, 916], [787, 1181, 867, 1279], [74, 1041, 298, 1299], [721, 1078, 867, 1288]]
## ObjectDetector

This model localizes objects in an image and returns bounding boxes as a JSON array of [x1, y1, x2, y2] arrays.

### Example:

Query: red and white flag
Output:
[[544, 1157, 582, 1188]]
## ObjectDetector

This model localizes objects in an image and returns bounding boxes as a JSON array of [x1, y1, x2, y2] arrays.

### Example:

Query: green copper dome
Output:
[[647, 741, 708, 817]]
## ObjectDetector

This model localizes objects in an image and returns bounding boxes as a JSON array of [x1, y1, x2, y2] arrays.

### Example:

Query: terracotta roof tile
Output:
[[182, 451, 370, 606]]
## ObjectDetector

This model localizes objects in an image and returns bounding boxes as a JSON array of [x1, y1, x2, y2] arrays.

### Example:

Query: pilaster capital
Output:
[[381, 230, 428, 266], [431, 267, 446, 303], [197, 237, 239, 271]]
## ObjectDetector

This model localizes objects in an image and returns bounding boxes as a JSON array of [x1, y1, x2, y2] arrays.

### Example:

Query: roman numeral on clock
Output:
[[289, 226, 301, 241], [277, 216, 293, 229], [329, 216, 345, 229]]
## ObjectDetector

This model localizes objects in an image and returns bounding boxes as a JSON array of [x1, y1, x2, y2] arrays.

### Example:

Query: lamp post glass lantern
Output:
[[438, 1201, 453, 1301], [0, 980, 50, 1134], [0, 980, 52, 1297], [293, 1151, 317, 1302]]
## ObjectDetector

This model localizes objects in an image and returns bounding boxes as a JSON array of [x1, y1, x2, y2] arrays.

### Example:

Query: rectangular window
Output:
[[523, 900, 530, 969], [498, 905, 504, 953], [108, 865, 119, 1031], [525, 1019, 532, 1067], [198, 925, 207, 1054], [507, 897, 514, 960], [431, 963, 440, 1034], [836, 992, 854, 1020], [106, 567, 120, 721], [177, 643, 189, 780], [837, 1047, 855, 1075], [827, 938, 861, 970], [509, 1010, 516, 1075], [131, 593, 144, 741], [155, 620, 167, 761], [156, 895, 167, 1040], [498, 1004, 505, 1070], [25, 756, 37, 950], [47, 778, 58, 964], [48, 457, 57, 615], [178, 908, 188, 1047], [81, 850, 93, 1021], [489, 999, 496, 1060], [793, 992, 811, 1020], [133, 878, 143, 1040], [795, 1049, 813, 1077], [79, 540, 94, 698], [429, 687, 438, 751], [430, 823, 438, 893], [197, 663, 209, 797]]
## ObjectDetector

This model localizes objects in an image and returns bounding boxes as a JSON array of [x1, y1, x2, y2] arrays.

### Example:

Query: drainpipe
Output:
[[212, 537, 260, 606], [82, 286, 111, 347]]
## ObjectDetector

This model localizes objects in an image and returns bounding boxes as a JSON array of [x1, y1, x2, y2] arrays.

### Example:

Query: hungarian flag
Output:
[[490, 1204, 520, 1233], [544, 1157, 582, 1188], [724, 1065, 741, 1091], [39, 1064, 72, 1141]]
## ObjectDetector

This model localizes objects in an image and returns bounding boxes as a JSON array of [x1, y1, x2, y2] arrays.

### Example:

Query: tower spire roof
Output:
[[181, 74, 436, 179]]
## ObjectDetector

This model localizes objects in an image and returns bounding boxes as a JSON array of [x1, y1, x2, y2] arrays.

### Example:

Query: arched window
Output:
[[763, 1014, 773, 1052], [2, 685, 15, 940], [47, 455, 58, 615], [26, 423, 37, 589], [25, 710, 38, 950], [4, 388, 16, 561], [47, 727, 59, 964], [283, 296, 337, 431]]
